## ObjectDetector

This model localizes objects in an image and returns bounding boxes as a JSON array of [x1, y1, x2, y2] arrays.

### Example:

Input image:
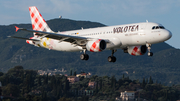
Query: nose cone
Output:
[[166, 30, 172, 40], [162, 30, 172, 41]]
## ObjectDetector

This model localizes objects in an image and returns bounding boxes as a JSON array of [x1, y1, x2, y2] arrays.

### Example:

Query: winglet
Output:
[[15, 26, 20, 32]]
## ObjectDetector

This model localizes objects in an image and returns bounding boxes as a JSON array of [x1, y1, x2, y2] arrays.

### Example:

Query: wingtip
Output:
[[15, 26, 19, 32]]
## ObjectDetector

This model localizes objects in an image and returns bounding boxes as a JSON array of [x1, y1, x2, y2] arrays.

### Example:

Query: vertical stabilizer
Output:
[[29, 6, 52, 36]]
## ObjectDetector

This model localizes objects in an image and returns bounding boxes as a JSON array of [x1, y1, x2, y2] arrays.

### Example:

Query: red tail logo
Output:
[[29, 6, 52, 35]]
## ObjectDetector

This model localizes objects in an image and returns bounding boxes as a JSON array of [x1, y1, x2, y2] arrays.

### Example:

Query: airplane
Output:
[[9, 6, 172, 62]]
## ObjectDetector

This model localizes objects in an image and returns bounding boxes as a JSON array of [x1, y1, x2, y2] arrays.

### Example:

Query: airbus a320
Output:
[[9, 6, 172, 62]]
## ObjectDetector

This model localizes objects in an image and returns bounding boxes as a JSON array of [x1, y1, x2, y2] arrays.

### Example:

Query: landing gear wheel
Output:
[[146, 43, 153, 57], [80, 54, 85, 60], [80, 49, 89, 61], [108, 50, 117, 62], [80, 54, 89, 60], [148, 52, 153, 56], [112, 56, 116, 62], [108, 56, 116, 62], [84, 54, 89, 60]]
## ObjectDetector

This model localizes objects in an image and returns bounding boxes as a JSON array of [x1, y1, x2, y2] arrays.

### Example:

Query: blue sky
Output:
[[0, 0, 180, 48]]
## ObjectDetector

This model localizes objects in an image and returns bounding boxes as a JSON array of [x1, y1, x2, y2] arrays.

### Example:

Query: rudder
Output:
[[29, 6, 52, 35]]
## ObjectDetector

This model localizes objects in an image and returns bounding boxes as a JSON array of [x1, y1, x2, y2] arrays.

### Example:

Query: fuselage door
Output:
[[139, 23, 147, 36]]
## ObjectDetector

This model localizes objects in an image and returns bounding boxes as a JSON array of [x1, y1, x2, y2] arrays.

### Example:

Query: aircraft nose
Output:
[[162, 30, 172, 41], [166, 30, 172, 40]]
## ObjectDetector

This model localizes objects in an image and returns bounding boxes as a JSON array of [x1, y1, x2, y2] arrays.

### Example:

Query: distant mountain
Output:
[[0, 18, 178, 85]]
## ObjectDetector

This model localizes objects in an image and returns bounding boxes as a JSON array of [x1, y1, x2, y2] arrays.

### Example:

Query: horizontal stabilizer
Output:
[[15, 26, 20, 32], [8, 36, 40, 41]]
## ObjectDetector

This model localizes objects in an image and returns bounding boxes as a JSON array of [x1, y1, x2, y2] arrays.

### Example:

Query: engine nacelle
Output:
[[86, 39, 106, 52], [128, 45, 147, 56]]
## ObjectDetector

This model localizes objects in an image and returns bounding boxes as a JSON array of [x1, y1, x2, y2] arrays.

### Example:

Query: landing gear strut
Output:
[[108, 49, 117, 62], [80, 49, 89, 60], [146, 43, 153, 56]]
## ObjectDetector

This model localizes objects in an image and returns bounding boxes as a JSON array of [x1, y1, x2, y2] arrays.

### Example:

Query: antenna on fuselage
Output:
[[146, 20, 148, 23]]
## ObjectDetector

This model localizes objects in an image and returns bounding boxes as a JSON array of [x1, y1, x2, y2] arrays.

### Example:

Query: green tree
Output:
[[64, 77, 70, 92], [50, 75, 56, 90], [0, 87, 2, 96], [21, 88, 24, 97], [70, 70, 72, 76], [95, 81, 99, 93], [38, 76, 42, 86], [111, 75, 116, 91], [24, 74, 31, 92], [142, 77, 146, 88], [99, 79, 102, 90], [14, 66, 24, 70], [73, 71, 76, 76], [0, 72, 4, 76], [149, 76, 153, 84], [82, 96, 89, 101], [58, 97, 71, 101], [122, 74, 125, 79], [33, 96, 42, 101], [2, 84, 20, 97], [146, 78, 148, 84], [43, 74, 48, 85]]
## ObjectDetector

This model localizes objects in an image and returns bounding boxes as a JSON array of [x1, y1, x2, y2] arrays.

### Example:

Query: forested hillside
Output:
[[0, 18, 179, 85], [0, 66, 179, 101]]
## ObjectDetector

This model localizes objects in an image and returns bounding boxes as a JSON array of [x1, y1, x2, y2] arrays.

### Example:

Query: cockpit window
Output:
[[156, 26, 159, 29], [152, 26, 155, 29], [159, 26, 165, 29], [152, 26, 165, 30]]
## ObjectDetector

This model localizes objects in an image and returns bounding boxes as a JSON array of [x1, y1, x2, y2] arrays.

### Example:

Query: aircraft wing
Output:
[[15, 26, 94, 46]]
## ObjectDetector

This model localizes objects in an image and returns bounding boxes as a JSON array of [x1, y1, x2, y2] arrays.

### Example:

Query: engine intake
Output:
[[128, 45, 147, 56]]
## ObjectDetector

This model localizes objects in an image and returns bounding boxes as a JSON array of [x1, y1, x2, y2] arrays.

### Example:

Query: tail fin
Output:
[[29, 6, 52, 36]]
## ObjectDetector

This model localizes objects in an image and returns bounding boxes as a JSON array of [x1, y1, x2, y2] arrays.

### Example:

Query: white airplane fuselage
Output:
[[11, 6, 172, 62], [38, 22, 171, 52]]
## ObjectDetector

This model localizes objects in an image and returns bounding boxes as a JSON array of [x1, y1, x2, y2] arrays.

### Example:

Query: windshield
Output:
[[152, 26, 165, 30]]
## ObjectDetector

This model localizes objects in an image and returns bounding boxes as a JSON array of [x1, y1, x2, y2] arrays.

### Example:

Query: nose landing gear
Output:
[[146, 43, 153, 56]]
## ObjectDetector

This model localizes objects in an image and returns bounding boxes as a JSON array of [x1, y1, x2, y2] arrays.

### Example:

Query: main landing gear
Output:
[[79, 49, 117, 62], [80, 49, 89, 60], [108, 49, 117, 63], [146, 43, 153, 56]]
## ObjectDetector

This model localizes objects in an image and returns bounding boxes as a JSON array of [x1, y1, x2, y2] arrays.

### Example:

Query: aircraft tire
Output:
[[148, 52, 153, 56], [80, 54, 89, 60], [108, 56, 116, 62], [84, 54, 89, 60], [80, 54, 85, 60]]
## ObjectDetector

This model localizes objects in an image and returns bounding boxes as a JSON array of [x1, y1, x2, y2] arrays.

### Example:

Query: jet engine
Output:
[[86, 39, 106, 52], [128, 45, 147, 56]]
